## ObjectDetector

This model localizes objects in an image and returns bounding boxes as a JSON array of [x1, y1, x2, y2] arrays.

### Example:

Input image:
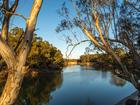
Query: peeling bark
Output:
[[0, 70, 24, 105], [0, 0, 43, 105]]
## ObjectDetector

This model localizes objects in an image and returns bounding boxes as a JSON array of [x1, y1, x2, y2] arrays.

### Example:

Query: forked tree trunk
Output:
[[0, 0, 42, 104], [0, 68, 24, 105]]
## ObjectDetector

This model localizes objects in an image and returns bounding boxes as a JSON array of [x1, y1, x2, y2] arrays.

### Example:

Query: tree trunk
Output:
[[0, 68, 24, 105], [0, 1, 42, 104]]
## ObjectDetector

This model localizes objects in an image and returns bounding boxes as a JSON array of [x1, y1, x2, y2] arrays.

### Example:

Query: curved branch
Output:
[[66, 40, 90, 58], [1, 8, 27, 21], [11, 12, 27, 21]]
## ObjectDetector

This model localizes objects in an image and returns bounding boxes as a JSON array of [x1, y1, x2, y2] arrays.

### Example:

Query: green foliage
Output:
[[80, 54, 114, 65], [28, 39, 64, 69], [0, 27, 64, 70]]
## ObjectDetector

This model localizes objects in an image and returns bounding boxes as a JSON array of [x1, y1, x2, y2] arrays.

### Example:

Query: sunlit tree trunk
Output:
[[0, 0, 43, 105], [0, 70, 24, 105]]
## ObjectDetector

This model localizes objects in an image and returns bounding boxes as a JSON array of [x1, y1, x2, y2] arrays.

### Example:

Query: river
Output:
[[14, 65, 136, 105]]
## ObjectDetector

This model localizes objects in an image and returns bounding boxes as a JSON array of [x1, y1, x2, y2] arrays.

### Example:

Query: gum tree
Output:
[[57, 0, 140, 87], [0, 0, 42, 105]]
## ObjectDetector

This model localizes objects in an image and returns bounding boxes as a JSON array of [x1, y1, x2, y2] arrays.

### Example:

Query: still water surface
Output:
[[16, 65, 136, 105]]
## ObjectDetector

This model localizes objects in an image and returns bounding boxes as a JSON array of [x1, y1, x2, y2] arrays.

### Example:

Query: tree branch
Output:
[[1, 8, 27, 21], [1, 0, 20, 42], [9, 0, 19, 12], [66, 40, 90, 58], [0, 37, 17, 68], [92, 13, 108, 46], [17, 0, 43, 69]]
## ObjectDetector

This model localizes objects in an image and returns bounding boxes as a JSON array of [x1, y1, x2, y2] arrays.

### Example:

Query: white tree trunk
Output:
[[0, 68, 24, 105], [0, 0, 43, 105]]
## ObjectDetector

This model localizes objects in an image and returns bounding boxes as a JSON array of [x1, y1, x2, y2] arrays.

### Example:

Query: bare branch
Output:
[[66, 40, 91, 58], [1, 8, 27, 21], [1, 0, 21, 42], [9, 0, 19, 12]]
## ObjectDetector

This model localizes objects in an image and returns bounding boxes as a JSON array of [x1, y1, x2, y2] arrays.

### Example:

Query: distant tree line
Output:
[[80, 48, 134, 70]]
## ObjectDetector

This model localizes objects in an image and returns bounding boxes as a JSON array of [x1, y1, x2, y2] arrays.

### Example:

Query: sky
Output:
[[11, 0, 89, 59]]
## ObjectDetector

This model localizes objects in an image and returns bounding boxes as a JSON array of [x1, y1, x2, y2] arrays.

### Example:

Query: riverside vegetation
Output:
[[0, 27, 64, 77], [0, 0, 139, 105], [79, 48, 133, 70]]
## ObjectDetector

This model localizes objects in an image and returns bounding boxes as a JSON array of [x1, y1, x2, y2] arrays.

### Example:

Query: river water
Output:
[[15, 65, 136, 105]]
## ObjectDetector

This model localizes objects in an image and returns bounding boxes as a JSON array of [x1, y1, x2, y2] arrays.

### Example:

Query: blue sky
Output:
[[11, 0, 88, 59]]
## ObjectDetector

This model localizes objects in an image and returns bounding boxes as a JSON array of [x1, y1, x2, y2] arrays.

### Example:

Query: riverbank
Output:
[[0, 67, 63, 81], [64, 59, 116, 71]]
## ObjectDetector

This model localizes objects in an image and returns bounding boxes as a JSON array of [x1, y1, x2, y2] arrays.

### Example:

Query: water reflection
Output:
[[110, 75, 126, 87], [0, 65, 137, 105], [15, 72, 63, 105], [80, 65, 127, 87], [48, 65, 136, 105], [101, 71, 107, 79]]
